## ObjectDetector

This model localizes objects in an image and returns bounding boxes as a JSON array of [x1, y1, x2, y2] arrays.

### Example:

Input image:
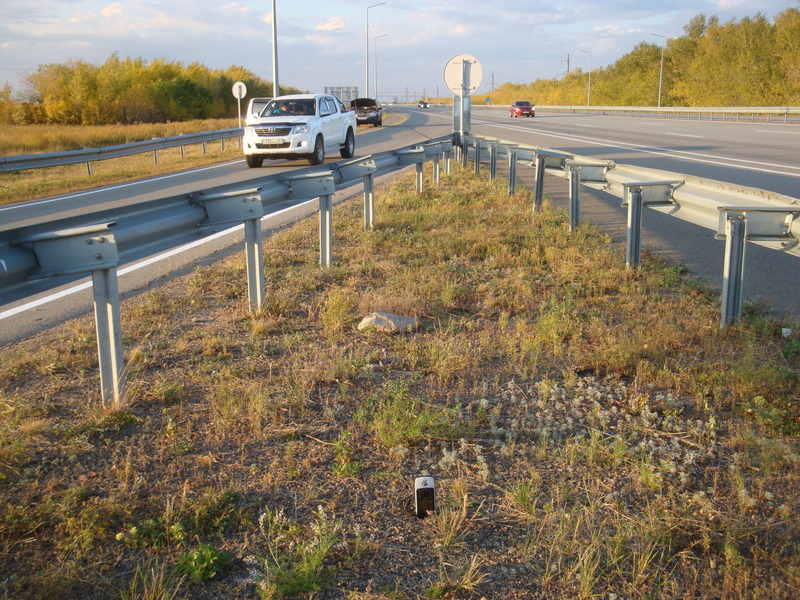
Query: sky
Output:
[[1, 0, 797, 103]]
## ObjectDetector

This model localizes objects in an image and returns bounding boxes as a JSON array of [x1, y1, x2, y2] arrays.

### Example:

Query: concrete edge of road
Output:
[[0, 167, 412, 347]]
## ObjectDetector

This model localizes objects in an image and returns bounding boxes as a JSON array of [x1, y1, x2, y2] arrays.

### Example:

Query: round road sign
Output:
[[232, 81, 247, 99], [443, 54, 483, 95]]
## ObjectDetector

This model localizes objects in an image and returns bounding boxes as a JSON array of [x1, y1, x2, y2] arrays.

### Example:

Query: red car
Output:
[[509, 100, 535, 117]]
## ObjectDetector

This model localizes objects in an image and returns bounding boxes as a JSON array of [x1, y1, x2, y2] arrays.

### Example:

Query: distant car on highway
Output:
[[509, 100, 535, 117], [418, 101, 430, 109], [350, 97, 383, 127], [242, 93, 356, 167]]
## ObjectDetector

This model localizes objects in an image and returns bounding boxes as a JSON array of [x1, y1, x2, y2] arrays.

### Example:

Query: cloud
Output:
[[101, 3, 124, 18], [594, 24, 643, 35], [714, 0, 748, 9], [317, 16, 345, 32]]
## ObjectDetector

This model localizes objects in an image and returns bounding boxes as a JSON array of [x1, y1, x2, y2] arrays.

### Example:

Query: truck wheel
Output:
[[309, 135, 325, 165], [246, 155, 263, 168], [340, 129, 355, 158]]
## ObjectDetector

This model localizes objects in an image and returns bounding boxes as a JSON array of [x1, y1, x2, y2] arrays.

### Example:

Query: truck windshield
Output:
[[262, 99, 315, 117]]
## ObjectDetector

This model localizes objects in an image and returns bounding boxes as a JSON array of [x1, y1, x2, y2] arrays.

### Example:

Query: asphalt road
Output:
[[1, 106, 799, 345]]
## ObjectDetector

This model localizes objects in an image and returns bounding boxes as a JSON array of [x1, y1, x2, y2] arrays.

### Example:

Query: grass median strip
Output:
[[0, 164, 799, 599]]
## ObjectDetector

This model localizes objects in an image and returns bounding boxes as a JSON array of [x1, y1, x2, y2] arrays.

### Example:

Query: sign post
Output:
[[232, 81, 247, 127], [443, 54, 482, 154]]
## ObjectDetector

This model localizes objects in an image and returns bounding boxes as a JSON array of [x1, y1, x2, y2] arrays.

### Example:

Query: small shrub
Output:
[[172, 544, 233, 583]]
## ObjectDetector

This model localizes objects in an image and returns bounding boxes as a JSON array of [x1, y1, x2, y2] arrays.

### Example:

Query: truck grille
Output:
[[254, 126, 292, 137]]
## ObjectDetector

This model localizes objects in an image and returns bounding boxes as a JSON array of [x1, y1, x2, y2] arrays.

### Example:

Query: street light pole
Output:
[[374, 34, 388, 101], [581, 50, 592, 106], [652, 33, 665, 108], [271, 0, 280, 97], [366, 3, 386, 99]]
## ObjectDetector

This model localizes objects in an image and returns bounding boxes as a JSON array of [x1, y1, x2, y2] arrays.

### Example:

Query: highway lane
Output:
[[468, 108, 800, 197], [0, 108, 445, 232]]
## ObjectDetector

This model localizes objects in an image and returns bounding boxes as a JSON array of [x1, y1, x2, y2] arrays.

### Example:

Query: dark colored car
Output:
[[509, 100, 535, 117], [350, 98, 383, 127]]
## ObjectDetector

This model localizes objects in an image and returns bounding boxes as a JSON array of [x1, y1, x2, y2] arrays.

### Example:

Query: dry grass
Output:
[[0, 119, 242, 207], [0, 120, 239, 155], [0, 163, 799, 599]]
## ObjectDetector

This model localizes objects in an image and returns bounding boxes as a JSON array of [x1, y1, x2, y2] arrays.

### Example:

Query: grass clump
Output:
[[0, 161, 799, 598]]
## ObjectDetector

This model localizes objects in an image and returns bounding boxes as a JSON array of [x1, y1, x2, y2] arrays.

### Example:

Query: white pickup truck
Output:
[[242, 93, 357, 167]]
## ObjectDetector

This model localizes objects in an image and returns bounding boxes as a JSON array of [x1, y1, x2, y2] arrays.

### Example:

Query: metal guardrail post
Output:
[[334, 156, 378, 232], [244, 218, 265, 311], [13, 223, 124, 406], [489, 143, 498, 181], [462, 137, 470, 169], [92, 266, 126, 406], [320, 194, 333, 268], [364, 173, 375, 231], [397, 147, 426, 194], [626, 187, 644, 268], [423, 142, 450, 188], [285, 171, 337, 267], [721, 215, 747, 327], [508, 148, 518, 196], [474, 141, 482, 176], [714, 205, 800, 326], [193, 188, 265, 313], [569, 166, 581, 232], [533, 153, 546, 212]]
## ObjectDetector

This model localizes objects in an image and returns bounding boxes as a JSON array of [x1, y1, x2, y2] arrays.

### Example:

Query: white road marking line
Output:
[[756, 129, 800, 135], [475, 120, 800, 177]]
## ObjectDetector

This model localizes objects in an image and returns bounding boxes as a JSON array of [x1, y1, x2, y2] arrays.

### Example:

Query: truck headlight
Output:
[[294, 124, 310, 134], [244, 127, 255, 136]]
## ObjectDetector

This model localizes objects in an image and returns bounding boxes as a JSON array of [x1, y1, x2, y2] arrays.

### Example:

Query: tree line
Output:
[[0, 53, 301, 126], [2, 8, 799, 126], [475, 9, 800, 108]]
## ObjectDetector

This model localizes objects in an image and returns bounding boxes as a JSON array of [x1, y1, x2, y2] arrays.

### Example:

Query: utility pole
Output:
[[652, 33, 666, 108]]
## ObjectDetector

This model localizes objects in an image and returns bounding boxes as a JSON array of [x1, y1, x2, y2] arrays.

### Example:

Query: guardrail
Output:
[[0, 128, 243, 174], [462, 133, 799, 327], [475, 104, 800, 123], [2, 131, 798, 405], [0, 136, 455, 406]]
